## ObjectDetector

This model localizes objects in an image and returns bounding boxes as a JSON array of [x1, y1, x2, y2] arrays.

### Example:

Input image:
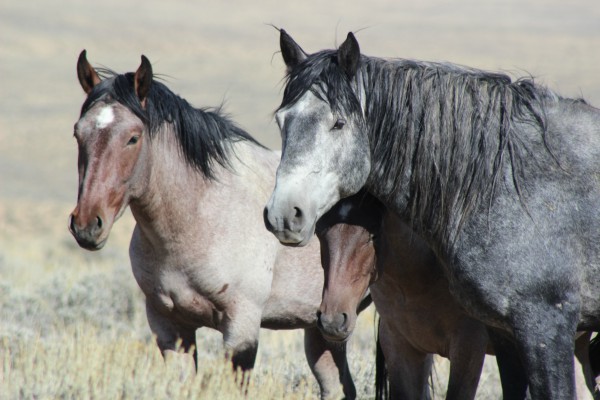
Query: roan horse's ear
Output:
[[77, 50, 101, 94], [134, 55, 153, 109], [338, 32, 360, 79], [280, 29, 307, 72]]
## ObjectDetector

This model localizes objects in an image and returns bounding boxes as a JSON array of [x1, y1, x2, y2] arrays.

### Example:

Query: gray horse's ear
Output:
[[77, 50, 101, 94], [134, 55, 153, 109], [338, 32, 360, 79], [280, 29, 307, 72]]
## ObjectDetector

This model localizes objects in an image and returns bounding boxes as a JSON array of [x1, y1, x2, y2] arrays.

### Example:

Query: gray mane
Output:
[[361, 57, 560, 243]]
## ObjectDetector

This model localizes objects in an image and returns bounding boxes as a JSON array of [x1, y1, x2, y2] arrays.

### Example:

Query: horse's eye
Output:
[[332, 118, 346, 130], [127, 135, 140, 145]]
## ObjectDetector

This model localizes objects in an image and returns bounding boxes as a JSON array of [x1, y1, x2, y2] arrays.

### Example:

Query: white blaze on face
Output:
[[95, 106, 114, 129], [273, 90, 344, 223]]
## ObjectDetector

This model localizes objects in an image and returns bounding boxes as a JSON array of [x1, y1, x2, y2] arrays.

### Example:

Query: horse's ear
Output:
[[280, 29, 307, 72], [77, 50, 101, 94], [338, 32, 360, 79], [134, 55, 153, 109]]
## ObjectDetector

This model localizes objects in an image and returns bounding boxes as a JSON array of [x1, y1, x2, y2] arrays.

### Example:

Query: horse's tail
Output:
[[589, 333, 600, 378], [375, 319, 389, 400]]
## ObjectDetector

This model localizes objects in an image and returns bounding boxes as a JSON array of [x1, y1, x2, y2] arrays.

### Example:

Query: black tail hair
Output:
[[375, 319, 389, 400]]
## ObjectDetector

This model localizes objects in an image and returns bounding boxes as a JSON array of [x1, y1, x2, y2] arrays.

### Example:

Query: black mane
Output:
[[280, 50, 558, 244], [81, 69, 263, 179]]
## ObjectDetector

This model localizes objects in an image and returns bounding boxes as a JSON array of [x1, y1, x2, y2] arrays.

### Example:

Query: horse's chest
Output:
[[142, 270, 227, 329]]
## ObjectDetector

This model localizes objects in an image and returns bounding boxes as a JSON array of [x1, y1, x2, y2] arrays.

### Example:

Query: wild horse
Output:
[[316, 191, 595, 399], [69, 50, 361, 399], [264, 29, 600, 399]]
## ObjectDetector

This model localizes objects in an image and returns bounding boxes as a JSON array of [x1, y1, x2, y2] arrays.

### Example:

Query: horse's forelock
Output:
[[279, 50, 361, 116], [78, 68, 263, 179]]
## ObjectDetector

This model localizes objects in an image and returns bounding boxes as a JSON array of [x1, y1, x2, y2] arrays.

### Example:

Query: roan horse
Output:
[[69, 50, 360, 399], [264, 30, 600, 399], [315, 191, 596, 399]]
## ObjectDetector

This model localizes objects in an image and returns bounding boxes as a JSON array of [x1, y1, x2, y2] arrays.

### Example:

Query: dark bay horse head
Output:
[[263, 30, 370, 246], [315, 191, 384, 342], [69, 51, 153, 250]]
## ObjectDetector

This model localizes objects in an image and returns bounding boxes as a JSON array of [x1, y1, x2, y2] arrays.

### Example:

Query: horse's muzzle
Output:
[[68, 213, 107, 251], [263, 206, 312, 246], [316, 310, 352, 342]]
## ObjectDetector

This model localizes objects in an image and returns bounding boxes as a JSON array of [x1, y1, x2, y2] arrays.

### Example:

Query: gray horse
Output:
[[69, 50, 359, 399], [264, 30, 600, 399]]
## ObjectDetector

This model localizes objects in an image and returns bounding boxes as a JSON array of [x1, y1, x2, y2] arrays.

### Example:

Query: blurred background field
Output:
[[1, 0, 599, 398]]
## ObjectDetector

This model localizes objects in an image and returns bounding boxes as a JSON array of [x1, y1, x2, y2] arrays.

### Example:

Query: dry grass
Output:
[[2, 0, 598, 398], [0, 327, 318, 400], [3, 331, 304, 399]]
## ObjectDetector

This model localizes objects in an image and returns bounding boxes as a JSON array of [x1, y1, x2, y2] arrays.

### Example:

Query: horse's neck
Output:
[[359, 73, 413, 218], [359, 63, 485, 249], [129, 133, 277, 253], [128, 132, 208, 252], [380, 215, 444, 293]]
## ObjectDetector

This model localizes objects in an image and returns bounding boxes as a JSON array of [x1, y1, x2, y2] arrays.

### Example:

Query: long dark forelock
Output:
[[81, 69, 262, 179], [279, 50, 362, 117], [360, 57, 554, 244]]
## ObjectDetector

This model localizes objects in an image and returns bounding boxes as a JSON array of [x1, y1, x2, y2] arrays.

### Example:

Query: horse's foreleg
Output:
[[512, 303, 578, 400], [303, 327, 355, 400], [574, 331, 594, 400], [145, 299, 197, 378], [486, 326, 528, 400], [221, 304, 261, 379], [229, 342, 258, 372], [445, 319, 487, 400], [379, 322, 432, 400]]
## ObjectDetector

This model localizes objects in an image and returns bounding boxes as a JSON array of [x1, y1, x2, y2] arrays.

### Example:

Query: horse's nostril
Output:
[[294, 207, 303, 219], [341, 312, 348, 327], [263, 207, 274, 232], [68, 214, 76, 233], [96, 216, 103, 229]]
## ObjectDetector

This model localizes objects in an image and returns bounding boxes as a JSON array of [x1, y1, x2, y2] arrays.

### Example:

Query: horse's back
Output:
[[546, 99, 600, 174]]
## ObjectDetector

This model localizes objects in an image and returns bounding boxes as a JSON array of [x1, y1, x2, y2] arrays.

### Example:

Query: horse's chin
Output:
[[272, 225, 315, 247], [278, 235, 313, 248], [320, 331, 352, 343], [75, 237, 108, 251]]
